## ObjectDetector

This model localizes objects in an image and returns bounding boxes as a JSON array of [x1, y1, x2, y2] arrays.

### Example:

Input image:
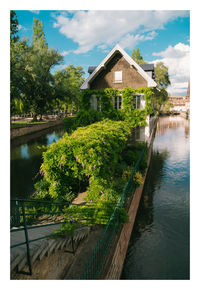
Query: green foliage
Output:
[[73, 87, 155, 130], [151, 87, 169, 112], [84, 178, 121, 204], [131, 48, 147, 64], [75, 108, 103, 127], [133, 171, 143, 187], [10, 18, 63, 118], [39, 120, 130, 200], [10, 10, 19, 43], [155, 62, 171, 89], [32, 18, 47, 49], [11, 120, 46, 129], [54, 65, 85, 113], [33, 121, 149, 231], [54, 220, 78, 237], [63, 116, 78, 133]]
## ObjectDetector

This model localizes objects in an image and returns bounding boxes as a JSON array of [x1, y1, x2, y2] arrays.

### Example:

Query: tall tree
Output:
[[32, 18, 47, 49], [10, 10, 19, 43], [54, 65, 85, 113], [154, 62, 171, 89], [24, 19, 63, 120], [131, 48, 147, 64]]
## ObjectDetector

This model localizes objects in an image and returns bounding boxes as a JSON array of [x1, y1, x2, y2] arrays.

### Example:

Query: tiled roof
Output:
[[140, 64, 154, 71]]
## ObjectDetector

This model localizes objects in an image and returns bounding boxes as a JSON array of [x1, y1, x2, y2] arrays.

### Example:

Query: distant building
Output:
[[169, 81, 190, 113]]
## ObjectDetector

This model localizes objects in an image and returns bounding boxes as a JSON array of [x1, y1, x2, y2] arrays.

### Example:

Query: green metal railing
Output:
[[81, 143, 148, 279], [10, 198, 80, 275], [11, 142, 151, 278], [10, 198, 118, 276]]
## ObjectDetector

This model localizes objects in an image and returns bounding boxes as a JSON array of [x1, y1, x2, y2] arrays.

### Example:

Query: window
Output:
[[97, 96, 101, 111], [114, 96, 122, 110], [114, 71, 122, 83], [114, 97, 118, 109], [118, 96, 122, 109], [133, 95, 141, 109], [90, 95, 97, 110]]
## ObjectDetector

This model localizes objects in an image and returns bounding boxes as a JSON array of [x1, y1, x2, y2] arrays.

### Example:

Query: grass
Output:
[[11, 121, 47, 129]]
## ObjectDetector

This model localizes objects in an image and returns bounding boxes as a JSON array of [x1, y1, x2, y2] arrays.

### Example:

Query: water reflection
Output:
[[121, 116, 190, 280], [10, 125, 65, 198], [20, 144, 30, 159]]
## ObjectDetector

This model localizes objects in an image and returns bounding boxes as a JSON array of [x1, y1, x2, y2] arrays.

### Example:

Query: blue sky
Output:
[[15, 10, 190, 95]]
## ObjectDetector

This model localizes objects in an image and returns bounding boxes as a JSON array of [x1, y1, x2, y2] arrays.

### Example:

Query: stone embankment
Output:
[[11, 120, 64, 139], [105, 125, 155, 279]]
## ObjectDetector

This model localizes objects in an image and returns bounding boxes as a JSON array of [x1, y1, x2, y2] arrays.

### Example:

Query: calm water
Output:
[[121, 116, 190, 280], [10, 125, 65, 198]]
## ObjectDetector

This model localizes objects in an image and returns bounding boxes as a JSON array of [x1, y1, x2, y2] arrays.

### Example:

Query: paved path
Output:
[[11, 193, 91, 274]]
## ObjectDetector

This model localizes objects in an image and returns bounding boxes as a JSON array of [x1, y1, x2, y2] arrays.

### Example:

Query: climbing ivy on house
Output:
[[64, 87, 156, 131]]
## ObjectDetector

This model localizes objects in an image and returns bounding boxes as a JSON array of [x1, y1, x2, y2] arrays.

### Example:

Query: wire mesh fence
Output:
[[81, 143, 148, 279]]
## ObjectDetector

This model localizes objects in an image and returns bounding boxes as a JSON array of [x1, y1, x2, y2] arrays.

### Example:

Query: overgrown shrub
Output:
[[37, 120, 130, 200]]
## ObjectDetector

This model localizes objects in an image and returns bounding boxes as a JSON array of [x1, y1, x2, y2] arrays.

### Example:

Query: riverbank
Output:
[[121, 116, 190, 279], [104, 118, 157, 279], [11, 120, 64, 140]]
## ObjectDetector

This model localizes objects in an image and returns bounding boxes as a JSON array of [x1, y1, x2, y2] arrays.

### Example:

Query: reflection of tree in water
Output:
[[10, 127, 65, 198], [129, 149, 168, 241]]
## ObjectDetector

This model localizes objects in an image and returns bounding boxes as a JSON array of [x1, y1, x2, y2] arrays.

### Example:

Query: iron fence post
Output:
[[15, 200, 20, 226], [21, 201, 32, 275]]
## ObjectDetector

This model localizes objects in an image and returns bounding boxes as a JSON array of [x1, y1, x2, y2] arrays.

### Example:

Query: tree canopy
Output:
[[10, 13, 85, 119], [131, 48, 147, 65], [10, 10, 19, 43], [154, 61, 171, 89], [54, 65, 85, 113], [10, 17, 64, 119]]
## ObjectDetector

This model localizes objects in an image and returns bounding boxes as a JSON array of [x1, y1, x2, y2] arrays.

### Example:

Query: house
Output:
[[80, 44, 157, 142]]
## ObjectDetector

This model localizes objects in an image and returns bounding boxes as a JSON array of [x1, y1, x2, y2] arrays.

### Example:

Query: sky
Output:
[[15, 10, 190, 96]]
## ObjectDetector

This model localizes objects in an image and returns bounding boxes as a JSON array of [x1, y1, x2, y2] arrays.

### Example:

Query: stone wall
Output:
[[11, 120, 64, 139]]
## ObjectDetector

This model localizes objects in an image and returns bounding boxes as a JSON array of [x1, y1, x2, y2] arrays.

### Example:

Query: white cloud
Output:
[[17, 24, 27, 31], [60, 50, 74, 56], [152, 43, 190, 95], [119, 31, 158, 50], [52, 10, 189, 54], [29, 10, 40, 14]]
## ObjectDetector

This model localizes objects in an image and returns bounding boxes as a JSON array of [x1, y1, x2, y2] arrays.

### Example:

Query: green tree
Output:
[[131, 48, 147, 64], [10, 10, 19, 43], [54, 65, 85, 114], [10, 18, 63, 119], [10, 37, 32, 115], [32, 18, 47, 49], [154, 62, 171, 89]]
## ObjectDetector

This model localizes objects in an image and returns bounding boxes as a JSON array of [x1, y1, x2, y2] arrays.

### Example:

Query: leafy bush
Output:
[[63, 116, 77, 133], [133, 171, 143, 187], [38, 119, 130, 200]]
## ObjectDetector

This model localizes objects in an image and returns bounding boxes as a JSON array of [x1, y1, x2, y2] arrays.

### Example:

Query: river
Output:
[[121, 115, 190, 279], [10, 125, 66, 199]]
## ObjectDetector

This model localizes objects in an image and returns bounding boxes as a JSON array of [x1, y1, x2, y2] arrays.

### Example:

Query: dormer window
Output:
[[114, 71, 122, 83]]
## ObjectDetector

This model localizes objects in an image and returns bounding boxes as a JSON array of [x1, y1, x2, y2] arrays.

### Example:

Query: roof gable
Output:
[[81, 44, 157, 89]]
